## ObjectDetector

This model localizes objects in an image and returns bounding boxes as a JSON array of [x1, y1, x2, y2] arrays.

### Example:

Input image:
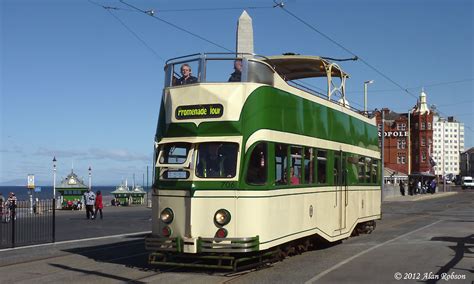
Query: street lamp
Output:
[[53, 156, 57, 200], [88, 166, 92, 190], [364, 80, 375, 113]]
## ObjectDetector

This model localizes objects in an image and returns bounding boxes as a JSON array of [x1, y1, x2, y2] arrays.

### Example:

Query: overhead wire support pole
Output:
[[119, 0, 233, 52]]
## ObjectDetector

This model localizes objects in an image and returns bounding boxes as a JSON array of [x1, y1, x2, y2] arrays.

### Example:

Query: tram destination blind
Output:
[[175, 104, 224, 120]]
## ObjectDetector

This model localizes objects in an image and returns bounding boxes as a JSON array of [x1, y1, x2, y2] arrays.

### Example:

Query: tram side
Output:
[[233, 85, 381, 249]]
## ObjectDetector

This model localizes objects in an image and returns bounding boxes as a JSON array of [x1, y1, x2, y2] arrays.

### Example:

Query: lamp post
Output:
[[53, 156, 57, 199], [88, 166, 92, 190], [364, 80, 374, 113]]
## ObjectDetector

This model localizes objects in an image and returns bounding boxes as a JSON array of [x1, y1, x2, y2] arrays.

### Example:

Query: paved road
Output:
[[0, 189, 472, 284]]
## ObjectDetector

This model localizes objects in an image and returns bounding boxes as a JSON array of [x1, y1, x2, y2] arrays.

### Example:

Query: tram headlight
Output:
[[160, 208, 174, 224], [214, 209, 231, 226]]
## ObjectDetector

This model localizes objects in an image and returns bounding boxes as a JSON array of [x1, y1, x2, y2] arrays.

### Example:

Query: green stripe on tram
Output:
[[158, 86, 378, 152]]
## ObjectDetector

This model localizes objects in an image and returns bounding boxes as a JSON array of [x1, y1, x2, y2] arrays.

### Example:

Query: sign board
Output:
[[27, 174, 35, 189], [34, 186, 42, 193], [175, 104, 224, 120], [378, 131, 408, 138]]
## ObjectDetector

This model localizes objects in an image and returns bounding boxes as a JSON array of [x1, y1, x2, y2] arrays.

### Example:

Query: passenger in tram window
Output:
[[228, 59, 242, 82], [199, 143, 226, 178], [290, 167, 300, 185], [176, 64, 198, 85], [246, 143, 267, 184]]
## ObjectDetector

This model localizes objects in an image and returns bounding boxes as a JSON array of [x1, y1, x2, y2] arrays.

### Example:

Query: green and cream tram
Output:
[[146, 53, 381, 269]]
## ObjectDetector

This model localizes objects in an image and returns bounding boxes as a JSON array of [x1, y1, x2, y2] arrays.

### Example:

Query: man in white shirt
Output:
[[84, 188, 96, 219]]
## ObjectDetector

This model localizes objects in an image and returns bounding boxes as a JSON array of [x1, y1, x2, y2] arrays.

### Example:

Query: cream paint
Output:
[[153, 187, 381, 250], [245, 129, 380, 159]]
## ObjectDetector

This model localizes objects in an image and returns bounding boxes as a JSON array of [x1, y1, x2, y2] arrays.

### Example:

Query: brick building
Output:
[[375, 89, 433, 175]]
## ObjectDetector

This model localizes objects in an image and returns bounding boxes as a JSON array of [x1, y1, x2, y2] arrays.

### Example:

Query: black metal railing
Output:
[[0, 199, 55, 249]]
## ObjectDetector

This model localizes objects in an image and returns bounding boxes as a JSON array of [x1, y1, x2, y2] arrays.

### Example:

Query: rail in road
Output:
[[0, 189, 472, 283]]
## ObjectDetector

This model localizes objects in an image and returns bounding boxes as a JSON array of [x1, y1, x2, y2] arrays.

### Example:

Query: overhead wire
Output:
[[273, 1, 417, 100], [87, 0, 165, 62], [346, 78, 474, 94], [119, 0, 234, 52]]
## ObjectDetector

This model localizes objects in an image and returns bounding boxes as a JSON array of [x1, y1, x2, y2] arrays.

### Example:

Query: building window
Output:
[[421, 137, 426, 146], [397, 153, 406, 164], [397, 123, 406, 131], [422, 152, 427, 162], [421, 122, 426, 130], [397, 139, 406, 149], [427, 122, 431, 130]]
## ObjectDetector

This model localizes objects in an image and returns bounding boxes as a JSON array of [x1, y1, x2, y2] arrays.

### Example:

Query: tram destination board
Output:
[[175, 104, 223, 120]]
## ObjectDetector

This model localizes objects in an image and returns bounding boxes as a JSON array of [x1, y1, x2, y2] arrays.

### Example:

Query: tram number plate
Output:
[[221, 181, 236, 189]]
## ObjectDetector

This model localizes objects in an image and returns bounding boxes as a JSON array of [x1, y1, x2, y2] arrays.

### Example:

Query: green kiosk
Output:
[[131, 186, 146, 205], [56, 170, 88, 210]]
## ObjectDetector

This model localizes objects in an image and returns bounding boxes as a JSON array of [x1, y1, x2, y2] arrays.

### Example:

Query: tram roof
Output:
[[262, 55, 349, 81]]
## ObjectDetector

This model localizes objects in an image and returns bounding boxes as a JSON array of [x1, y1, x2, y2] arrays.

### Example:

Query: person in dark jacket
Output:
[[228, 59, 242, 82], [176, 64, 198, 85], [94, 191, 104, 219], [399, 180, 405, 196]]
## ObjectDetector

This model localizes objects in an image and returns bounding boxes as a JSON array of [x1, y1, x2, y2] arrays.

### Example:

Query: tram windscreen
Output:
[[196, 142, 238, 178], [159, 143, 191, 164]]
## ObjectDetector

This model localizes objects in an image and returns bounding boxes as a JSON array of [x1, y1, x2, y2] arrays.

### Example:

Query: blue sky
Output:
[[1, 0, 473, 185]]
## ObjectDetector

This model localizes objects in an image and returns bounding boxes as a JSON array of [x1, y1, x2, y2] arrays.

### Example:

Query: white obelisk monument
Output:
[[236, 10, 254, 55]]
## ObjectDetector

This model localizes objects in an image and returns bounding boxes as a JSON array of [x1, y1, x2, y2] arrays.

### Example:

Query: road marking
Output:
[[0, 231, 151, 252], [305, 220, 442, 284]]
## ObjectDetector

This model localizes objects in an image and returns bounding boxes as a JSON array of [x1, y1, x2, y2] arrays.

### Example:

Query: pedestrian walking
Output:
[[399, 180, 405, 196], [84, 188, 96, 219], [94, 190, 103, 219], [0, 193, 5, 222], [430, 179, 437, 194], [5, 192, 17, 222]]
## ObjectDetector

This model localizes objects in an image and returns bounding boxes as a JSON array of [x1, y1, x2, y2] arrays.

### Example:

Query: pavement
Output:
[[385, 191, 458, 202]]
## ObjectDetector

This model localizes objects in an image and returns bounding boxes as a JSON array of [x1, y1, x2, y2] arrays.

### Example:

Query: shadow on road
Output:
[[49, 263, 146, 283], [426, 233, 474, 284]]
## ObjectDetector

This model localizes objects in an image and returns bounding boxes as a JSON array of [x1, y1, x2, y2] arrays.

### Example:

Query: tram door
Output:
[[334, 151, 347, 231]]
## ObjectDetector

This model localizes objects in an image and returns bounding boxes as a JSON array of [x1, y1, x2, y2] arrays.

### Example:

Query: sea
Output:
[[0, 186, 128, 201]]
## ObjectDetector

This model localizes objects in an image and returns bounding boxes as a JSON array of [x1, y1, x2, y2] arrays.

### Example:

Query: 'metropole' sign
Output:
[[378, 131, 408, 137]]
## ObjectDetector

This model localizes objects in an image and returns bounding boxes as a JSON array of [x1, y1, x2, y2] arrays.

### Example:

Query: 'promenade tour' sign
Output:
[[175, 104, 224, 120]]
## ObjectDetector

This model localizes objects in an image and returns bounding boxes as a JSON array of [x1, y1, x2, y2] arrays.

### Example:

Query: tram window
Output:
[[358, 157, 366, 183], [365, 158, 372, 183], [372, 160, 378, 183], [246, 143, 267, 185], [170, 61, 200, 86], [275, 144, 288, 185], [334, 156, 340, 185], [247, 60, 274, 85], [196, 142, 238, 178], [317, 150, 327, 184], [290, 146, 302, 185], [205, 59, 239, 83], [304, 148, 315, 184], [159, 143, 191, 164]]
